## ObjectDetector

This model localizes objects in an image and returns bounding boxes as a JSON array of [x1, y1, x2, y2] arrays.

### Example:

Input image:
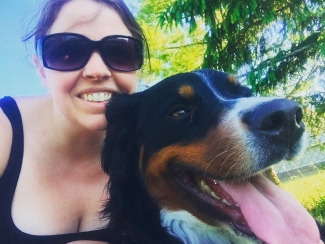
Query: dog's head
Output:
[[102, 69, 320, 244]]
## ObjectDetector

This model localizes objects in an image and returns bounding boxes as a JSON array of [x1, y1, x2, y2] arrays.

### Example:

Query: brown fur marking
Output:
[[228, 74, 238, 85], [178, 85, 195, 98]]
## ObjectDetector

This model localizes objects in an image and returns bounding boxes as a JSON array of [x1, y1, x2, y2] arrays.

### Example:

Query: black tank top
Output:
[[0, 96, 113, 244]]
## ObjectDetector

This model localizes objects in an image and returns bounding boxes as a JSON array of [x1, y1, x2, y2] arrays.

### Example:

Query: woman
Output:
[[0, 0, 147, 243]]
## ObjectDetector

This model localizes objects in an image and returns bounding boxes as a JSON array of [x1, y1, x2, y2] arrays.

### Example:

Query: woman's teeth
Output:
[[82, 92, 111, 102]]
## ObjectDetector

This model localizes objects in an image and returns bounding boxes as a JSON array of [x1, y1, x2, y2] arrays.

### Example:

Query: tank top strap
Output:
[[0, 96, 24, 211]]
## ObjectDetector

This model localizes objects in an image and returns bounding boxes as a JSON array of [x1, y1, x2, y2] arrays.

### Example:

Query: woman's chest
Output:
[[11, 156, 109, 236]]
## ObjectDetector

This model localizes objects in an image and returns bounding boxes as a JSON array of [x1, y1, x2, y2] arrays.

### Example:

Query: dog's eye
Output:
[[172, 109, 187, 117]]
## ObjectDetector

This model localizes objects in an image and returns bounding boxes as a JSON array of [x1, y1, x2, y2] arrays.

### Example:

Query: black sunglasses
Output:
[[36, 33, 144, 72]]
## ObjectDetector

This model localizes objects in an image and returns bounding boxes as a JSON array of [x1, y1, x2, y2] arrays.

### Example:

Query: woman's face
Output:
[[35, 0, 138, 131]]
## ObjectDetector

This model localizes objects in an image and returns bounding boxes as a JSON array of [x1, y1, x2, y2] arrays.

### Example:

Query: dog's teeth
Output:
[[200, 180, 205, 190], [235, 204, 240, 208], [222, 199, 232, 206], [199, 180, 213, 195], [211, 192, 220, 199], [204, 184, 212, 194]]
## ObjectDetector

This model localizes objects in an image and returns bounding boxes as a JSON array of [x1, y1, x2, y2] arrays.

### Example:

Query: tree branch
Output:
[[166, 42, 207, 49], [237, 36, 320, 79]]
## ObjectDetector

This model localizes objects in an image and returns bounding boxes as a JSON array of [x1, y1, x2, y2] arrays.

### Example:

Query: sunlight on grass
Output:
[[280, 171, 325, 223]]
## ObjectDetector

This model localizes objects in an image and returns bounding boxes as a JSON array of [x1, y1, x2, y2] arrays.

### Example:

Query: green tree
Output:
[[158, 0, 325, 95], [136, 0, 325, 142], [136, 0, 206, 83]]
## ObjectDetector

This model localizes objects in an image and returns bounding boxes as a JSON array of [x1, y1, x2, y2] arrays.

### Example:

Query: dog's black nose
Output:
[[242, 99, 304, 143]]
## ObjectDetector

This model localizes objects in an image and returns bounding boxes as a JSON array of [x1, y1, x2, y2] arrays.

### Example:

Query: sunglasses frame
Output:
[[36, 32, 144, 72]]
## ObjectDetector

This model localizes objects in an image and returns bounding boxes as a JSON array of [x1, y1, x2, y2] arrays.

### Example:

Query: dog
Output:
[[101, 69, 322, 244]]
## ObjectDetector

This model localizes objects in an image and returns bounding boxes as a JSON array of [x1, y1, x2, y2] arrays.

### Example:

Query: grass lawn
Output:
[[280, 170, 325, 223]]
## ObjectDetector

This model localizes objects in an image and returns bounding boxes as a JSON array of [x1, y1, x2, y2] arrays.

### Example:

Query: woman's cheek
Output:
[[45, 71, 79, 94], [115, 72, 138, 94]]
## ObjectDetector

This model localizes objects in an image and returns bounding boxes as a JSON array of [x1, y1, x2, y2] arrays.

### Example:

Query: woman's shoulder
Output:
[[0, 95, 51, 177], [15, 94, 51, 113], [16, 94, 52, 129]]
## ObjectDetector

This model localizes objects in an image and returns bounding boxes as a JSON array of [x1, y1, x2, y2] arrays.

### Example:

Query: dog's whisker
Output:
[[203, 150, 230, 177], [218, 144, 241, 176], [222, 147, 248, 181], [220, 151, 239, 180]]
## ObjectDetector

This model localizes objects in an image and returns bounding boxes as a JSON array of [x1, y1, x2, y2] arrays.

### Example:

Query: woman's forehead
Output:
[[48, 0, 132, 39]]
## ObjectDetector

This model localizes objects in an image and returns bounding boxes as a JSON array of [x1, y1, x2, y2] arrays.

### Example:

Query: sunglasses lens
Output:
[[102, 37, 143, 71], [42, 35, 89, 71]]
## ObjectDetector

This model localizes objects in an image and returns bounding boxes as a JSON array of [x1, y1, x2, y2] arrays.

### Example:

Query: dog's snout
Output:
[[242, 99, 304, 143], [256, 101, 303, 131]]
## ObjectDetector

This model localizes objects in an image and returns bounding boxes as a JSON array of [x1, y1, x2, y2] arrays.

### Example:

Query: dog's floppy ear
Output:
[[101, 92, 145, 242], [101, 92, 182, 244], [101, 92, 142, 174]]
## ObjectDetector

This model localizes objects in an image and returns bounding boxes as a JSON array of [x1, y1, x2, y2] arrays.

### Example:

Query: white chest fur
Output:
[[160, 210, 262, 244]]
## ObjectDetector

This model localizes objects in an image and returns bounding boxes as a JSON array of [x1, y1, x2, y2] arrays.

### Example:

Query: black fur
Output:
[[317, 221, 325, 241], [101, 93, 181, 244]]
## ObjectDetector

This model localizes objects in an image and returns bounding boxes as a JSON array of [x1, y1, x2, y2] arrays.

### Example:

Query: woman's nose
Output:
[[82, 51, 111, 81]]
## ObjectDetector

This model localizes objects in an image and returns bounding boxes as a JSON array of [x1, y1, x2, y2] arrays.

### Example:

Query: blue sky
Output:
[[0, 0, 135, 98]]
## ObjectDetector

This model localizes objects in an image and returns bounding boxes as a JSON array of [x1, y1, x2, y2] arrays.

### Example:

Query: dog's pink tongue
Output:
[[221, 175, 320, 244]]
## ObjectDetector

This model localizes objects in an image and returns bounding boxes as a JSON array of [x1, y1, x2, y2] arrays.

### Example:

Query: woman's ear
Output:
[[33, 54, 48, 89]]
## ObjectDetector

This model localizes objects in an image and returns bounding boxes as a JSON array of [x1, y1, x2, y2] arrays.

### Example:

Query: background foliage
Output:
[[136, 0, 325, 143]]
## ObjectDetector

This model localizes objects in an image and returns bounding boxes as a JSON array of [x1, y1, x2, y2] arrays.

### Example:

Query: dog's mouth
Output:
[[173, 170, 320, 243], [174, 171, 254, 236]]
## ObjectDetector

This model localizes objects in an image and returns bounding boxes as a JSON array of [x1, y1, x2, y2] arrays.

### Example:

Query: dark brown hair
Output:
[[23, 0, 149, 61]]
